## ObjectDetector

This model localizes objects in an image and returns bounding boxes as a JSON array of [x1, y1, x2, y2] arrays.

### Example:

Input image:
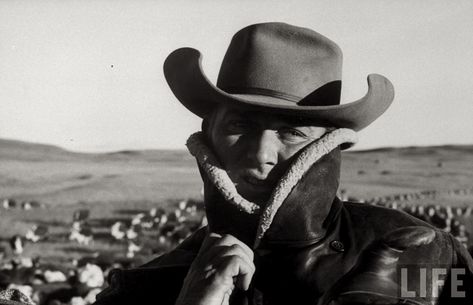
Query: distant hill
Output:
[[350, 144, 473, 155], [0, 138, 82, 161], [0, 138, 192, 163], [1, 138, 472, 206]]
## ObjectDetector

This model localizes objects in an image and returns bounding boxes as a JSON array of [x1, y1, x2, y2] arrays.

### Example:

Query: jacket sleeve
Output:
[[93, 230, 203, 305], [93, 266, 189, 305]]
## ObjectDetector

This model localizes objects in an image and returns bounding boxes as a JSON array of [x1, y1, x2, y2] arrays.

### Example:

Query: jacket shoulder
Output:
[[142, 226, 206, 268], [342, 201, 459, 265], [343, 201, 435, 232], [336, 202, 473, 304]]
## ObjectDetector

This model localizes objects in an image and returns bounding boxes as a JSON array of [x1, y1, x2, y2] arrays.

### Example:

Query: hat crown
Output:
[[217, 22, 343, 105]]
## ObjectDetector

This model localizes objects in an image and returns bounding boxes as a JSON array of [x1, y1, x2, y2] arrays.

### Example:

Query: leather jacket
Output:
[[94, 199, 473, 305]]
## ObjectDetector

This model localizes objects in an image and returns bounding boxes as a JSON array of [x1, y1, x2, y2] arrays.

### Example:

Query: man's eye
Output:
[[226, 120, 251, 133], [277, 128, 307, 141]]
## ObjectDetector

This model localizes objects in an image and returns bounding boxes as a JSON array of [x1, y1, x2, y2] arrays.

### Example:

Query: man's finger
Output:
[[215, 255, 255, 291], [209, 244, 254, 269], [213, 234, 254, 261]]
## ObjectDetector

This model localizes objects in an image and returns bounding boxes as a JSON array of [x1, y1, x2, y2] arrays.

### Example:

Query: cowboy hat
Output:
[[163, 22, 394, 131]]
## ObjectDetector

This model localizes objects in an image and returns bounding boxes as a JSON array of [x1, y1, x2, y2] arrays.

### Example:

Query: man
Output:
[[95, 22, 473, 305]]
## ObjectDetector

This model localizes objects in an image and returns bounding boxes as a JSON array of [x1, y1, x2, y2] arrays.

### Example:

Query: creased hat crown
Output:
[[217, 22, 342, 105]]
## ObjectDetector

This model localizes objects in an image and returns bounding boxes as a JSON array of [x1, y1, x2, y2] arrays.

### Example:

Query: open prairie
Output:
[[2, 138, 472, 205]]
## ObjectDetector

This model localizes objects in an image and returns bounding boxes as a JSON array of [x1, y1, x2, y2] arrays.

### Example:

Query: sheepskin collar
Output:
[[186, 128, 358, 249]]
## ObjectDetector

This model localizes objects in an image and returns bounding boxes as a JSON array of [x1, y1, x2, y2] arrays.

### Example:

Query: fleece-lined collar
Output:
[[186, 128, 357, 248]]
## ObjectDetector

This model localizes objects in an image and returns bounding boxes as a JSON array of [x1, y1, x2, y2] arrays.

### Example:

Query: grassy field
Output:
[[1, 138, 472, 264]]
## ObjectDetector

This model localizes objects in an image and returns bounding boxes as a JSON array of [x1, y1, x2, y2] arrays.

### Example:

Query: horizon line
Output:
[[1, 136, 472, 155]]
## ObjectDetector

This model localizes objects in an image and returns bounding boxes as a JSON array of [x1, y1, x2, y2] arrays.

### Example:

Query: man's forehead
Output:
[[212, 104, 327, 127]]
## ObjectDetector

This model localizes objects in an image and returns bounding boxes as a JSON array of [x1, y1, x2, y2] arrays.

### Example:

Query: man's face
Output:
[[207, 104, 330, 206]]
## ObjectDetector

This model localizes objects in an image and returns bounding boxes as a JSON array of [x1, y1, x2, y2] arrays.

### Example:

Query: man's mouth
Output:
[[242, 174, 273, 190], [231, 172, 277, 204]]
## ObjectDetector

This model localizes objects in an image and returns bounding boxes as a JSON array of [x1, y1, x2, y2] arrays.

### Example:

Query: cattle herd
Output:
[[1, 193, 472, 305], [0, 198, 206, 305]]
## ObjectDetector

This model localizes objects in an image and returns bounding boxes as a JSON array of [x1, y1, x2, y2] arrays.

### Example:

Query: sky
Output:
[[1, 0, 472, 152]]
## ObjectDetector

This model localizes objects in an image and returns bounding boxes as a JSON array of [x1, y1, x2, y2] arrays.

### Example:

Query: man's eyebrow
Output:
[[277, 114, 335, 128]]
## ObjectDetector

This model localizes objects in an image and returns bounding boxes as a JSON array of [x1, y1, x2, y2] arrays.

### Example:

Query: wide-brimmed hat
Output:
[[164, 22, 394, 131]]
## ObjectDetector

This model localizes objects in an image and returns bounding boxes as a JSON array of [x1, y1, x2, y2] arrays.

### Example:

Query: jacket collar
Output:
[[186, 129, 357, 249]]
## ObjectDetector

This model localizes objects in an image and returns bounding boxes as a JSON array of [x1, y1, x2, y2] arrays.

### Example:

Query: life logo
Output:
[[397, 264, 469, 302]]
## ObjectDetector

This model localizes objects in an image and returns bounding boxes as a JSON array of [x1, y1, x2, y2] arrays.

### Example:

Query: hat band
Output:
[[222, 87, 302, 103], [222, 80, 342, 107]]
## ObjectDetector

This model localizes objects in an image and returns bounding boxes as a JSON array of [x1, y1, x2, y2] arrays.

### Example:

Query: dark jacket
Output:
[[95, 142, 473, 304], [94, 198, 473, 305]]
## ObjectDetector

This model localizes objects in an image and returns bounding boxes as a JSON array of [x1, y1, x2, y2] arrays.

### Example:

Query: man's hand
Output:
[[176, 233, 255, 305]]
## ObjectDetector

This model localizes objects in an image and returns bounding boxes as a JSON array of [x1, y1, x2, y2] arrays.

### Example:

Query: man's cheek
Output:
[[215, 137, 243, 163]]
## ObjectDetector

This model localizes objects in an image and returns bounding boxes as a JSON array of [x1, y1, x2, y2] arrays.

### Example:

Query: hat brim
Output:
[[164, 48, 394, 131]]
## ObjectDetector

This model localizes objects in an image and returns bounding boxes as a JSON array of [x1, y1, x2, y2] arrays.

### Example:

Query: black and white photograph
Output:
[[1, 1, 472, 304]]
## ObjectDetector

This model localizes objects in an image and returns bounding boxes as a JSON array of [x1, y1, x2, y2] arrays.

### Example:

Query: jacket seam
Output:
[[446, 231, 457, 266]]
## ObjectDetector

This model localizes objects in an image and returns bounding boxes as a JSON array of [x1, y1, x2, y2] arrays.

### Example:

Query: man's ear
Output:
[[201, 118, 209, 133], [201, 117, 212, 144]]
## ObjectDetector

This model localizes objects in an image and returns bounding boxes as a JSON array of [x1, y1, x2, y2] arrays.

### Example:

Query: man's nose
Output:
[[246, 130, 279, 168]]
